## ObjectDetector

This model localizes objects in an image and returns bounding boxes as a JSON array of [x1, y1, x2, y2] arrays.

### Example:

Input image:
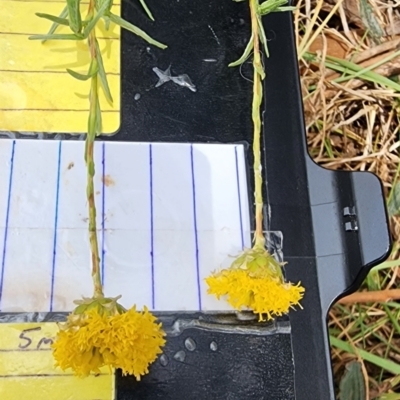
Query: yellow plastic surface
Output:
[[0, 322, 115, 400], [0, 0, 120, 134]]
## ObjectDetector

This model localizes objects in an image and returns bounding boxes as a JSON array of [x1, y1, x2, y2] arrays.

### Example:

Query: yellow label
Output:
[[0, 0, 121, 134], [0, 322, 115, 400]]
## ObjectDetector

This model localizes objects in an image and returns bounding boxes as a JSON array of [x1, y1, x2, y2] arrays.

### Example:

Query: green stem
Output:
[[250, 0, 265, 249], [86, 9, 103, 298]]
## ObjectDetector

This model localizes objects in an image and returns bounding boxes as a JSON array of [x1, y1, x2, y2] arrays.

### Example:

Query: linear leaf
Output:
[[274, 6, 297, 12], [66, 0, 82, 34], [229, 33, 254, 67], [95, 39, 113, 103], [103, 15, 111, 30], [40, 5, 68, 43], [259, 0, 290, 15], [35, 13, 69, 26], [95, 95, 102, 135], [257, 15, 269, 58], [66, 64, 97, 81], [83, 0, 112, 37], [109, 13, 167, 49], [139, 0, 154, 21], [29, 33, 84, 40]]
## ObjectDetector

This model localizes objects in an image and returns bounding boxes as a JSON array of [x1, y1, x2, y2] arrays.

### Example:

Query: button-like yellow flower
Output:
[[205, 246, 305, 321], [52, 297, 165, 380]]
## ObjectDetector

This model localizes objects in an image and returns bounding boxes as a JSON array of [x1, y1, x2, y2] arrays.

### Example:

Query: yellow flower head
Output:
[[205, 246, 305, 321], [52, 297, 166, 380]]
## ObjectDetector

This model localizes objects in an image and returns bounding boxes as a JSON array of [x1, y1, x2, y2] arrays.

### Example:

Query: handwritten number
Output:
[[18, 327, 41, 349]]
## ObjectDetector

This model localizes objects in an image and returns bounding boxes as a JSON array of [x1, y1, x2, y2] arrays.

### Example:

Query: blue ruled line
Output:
[[149, 144, 155, 309], [190, 144, 202, 310], [0, 140, 16, 310], [101, 142, 106, 286], [234, 146, 245, 249], [50, 141, 62, 312]]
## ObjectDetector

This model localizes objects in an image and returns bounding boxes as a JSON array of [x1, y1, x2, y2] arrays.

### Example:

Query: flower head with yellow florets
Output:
[[52, 295, 166, 380], [206, 245, 304, 321]]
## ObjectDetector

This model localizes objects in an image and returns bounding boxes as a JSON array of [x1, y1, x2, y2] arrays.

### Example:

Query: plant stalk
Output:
[[86, 2, 103, 298], [250, 0, 265, 249]]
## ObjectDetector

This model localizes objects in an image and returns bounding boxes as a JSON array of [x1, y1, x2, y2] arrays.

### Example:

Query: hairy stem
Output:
[[250, 0, 265, 249], [86, 1, 103, 298]]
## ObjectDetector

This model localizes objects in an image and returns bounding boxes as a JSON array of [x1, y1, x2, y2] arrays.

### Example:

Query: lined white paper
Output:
[[0, 140, 251, 313]]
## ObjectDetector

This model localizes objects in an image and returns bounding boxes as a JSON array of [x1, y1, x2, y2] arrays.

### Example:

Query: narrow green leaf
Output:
[[95, 0, 113, 14], [88, 160, 95, 177], [83, 0, 112, 37], [66, 0, 82, 34], [339, 361, 366, 400], [275, 6, 297, 12], [88, 58, 98, 76], [371, 259, 400, 272], [108, 13, 167, 49], [40, 5, 68, 43], [88, 107, 97, 138], [330, 336, 400, 375], [259, 0, 291, 15], [139, 0, 154, 21], [66, 63, 97, 81], [95, 95, 102, 135], [35, 13, 69, 26], [103, 16, 111, 30], [229, 33, 254, 67], [95, 39, 113, 103], [29, 33, 84, 41], [257, 15, 269, 58]]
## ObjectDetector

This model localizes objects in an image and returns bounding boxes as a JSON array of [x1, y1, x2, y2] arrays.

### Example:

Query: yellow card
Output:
[[0, 322, 115, 400], [0, 0, 120, 134]]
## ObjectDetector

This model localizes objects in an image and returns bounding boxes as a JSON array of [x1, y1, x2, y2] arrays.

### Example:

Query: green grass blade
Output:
[[229, 33, 254, 67], [95, 39, 113, 103], [35, 13, 69, 26], [40, 5, 68, 43], [305, 52, 400, 92], [139, 0, 154, 21], [326, 54, 400, 92], [330, 336, 400, 375], [108, 13, 167, 49]]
